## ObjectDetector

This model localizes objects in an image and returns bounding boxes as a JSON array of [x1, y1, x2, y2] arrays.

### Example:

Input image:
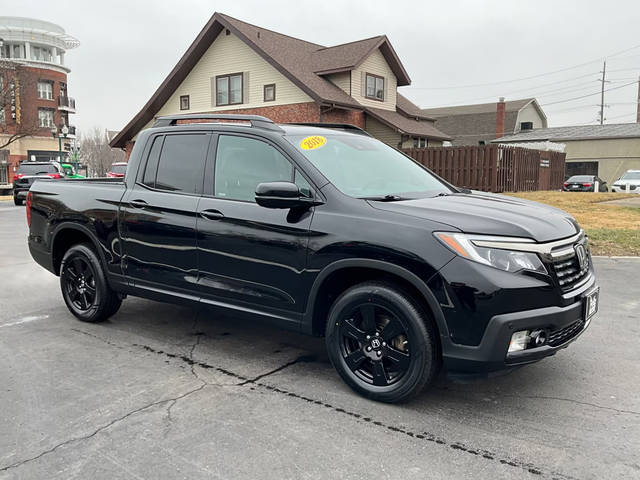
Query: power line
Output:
[[540, 80, 638, 107], [412, 43, 640, 90]]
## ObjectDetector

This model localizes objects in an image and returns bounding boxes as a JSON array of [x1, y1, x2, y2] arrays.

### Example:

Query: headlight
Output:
[[434, 232, 547, 274]]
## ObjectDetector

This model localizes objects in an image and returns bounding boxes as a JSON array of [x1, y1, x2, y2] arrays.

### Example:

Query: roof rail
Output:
[[152, 114, 284, 132], [288, 123, 371, 136]]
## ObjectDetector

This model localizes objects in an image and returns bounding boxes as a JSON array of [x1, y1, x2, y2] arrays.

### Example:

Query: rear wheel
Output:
[[60, 243, 122, 322], [325, 281, 440, 403], [13, 196, 22, 206]]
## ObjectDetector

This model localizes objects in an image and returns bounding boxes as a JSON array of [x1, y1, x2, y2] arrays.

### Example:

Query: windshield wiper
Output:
[[361, 194, 404, 202]]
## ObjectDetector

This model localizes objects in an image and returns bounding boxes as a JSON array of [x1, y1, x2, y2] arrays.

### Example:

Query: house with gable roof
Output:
[[110, 12, 450, 154]]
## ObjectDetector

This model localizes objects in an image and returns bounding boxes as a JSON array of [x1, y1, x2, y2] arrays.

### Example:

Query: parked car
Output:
[[61, 163, 85, 179], [611, 170, 640, 193], [562, 175, 608, 192], [12, 161, 63, 205], [106, 162, 128, 178], [27, 114, 599, 403]]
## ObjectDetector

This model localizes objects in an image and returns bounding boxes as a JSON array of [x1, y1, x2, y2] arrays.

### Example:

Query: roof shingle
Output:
[[494, 123, 640, 142]]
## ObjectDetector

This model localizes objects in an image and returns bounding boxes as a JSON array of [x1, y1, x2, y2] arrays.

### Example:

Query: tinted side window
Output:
[[214, 135, 293, 202], [142, 136, 164, 187], [155, 134, 209, 194]]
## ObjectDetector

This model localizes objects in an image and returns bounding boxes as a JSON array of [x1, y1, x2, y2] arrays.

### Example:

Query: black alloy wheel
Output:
[[62, 256, 97, 311], [339, 303, 411, 387], [60, 243, 122, 322], [326, 282, 440, 403]]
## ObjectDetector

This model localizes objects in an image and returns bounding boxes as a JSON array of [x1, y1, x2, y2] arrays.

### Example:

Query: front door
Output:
[[120, 132, 211, 297], [196, 133, 313, 320]]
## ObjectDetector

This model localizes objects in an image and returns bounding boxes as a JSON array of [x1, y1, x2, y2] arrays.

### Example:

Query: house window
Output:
[[264, 84, 276, 102], [31, 46, 52, 62], [365, 73, 384, 101], [0, 105, 5, 124], [180, 95, 190, 110], [520, 121, 533, 131], [420, 138, 427, 148], [38, 108, 54, 128], [37, 81, 53, 100], [216, 73, 243, 106]]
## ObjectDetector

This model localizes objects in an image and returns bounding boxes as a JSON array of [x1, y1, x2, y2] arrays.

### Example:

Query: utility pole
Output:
[[636, 75, 640, 124], [599, 60, 606, 125]]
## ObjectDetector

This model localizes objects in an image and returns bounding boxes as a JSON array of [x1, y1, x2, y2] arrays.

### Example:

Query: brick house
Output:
[[110, 12, 450, 154], [0, 17, 79, 191], [421, 98, 548, 146]]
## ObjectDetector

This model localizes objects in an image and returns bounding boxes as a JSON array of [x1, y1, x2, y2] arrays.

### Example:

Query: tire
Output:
[[325, 281, 440, 403], [13, 196, 22, 206], [60, 243, 122, 322]]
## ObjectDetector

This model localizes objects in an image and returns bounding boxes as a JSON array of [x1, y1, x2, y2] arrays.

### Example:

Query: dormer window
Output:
[[365, 73, 384, 101]]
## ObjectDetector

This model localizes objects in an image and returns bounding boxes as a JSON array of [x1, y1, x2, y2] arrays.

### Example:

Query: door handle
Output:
[[130, 199, 148, 209], [200, 209, 224, 221]]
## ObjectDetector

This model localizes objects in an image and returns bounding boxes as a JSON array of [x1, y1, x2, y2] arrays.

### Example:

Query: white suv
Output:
[[611, 170, 640, 193]]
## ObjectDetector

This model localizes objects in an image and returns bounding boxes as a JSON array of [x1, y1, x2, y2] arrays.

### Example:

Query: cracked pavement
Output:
[[1, 201, 640, 479]]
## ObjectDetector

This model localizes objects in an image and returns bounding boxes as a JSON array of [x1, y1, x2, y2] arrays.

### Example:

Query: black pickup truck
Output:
[[27, 114, 599, 403]]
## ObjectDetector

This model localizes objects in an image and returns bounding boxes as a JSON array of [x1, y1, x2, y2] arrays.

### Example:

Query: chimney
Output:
[[496, 97, 506, 138]]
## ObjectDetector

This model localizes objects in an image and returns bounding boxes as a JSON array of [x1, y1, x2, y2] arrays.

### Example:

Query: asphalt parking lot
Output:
[[1, 200, 639, 480]]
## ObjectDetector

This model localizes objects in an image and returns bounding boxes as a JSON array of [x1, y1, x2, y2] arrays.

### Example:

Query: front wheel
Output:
[[60, 243, 122, 322], [325, 282, 440, 403]]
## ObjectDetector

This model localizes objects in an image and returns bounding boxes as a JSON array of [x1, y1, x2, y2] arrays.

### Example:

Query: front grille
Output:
[[552, 248, 590, 291], [548, 320, 584, 347]]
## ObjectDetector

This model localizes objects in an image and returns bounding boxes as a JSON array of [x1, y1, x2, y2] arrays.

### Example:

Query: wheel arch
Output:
[[51, 223, 108, 276], [303, 259, 449, 341]]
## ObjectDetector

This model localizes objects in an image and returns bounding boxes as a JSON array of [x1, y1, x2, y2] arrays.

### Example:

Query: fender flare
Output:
[[50, 222, 110, 275], [304, 258, 450, 339]]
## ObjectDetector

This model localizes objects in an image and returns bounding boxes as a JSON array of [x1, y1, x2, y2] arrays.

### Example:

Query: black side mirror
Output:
[[255, 181, 321, 209]]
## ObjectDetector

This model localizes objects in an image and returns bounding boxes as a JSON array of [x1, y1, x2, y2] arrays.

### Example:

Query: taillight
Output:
[[583, 183, 592, 187], [47, 173, 62, 179], [563, 182, 568, 187], [26, 192, 32, 227], [14, 173, 24, 180]]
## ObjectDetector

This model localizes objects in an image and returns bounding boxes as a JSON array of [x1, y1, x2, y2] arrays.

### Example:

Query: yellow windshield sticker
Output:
[[300, 135, 326, 150]]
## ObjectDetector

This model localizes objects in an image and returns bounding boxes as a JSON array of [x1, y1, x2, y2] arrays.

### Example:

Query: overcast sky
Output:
[[10, 0, 640, 134]]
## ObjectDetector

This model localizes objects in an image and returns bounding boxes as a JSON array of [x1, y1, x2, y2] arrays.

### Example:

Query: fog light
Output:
[[530, 329, 547, 347], [508, 330, 529, 353]]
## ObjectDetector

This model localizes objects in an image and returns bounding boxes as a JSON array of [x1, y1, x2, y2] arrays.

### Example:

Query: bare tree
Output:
[[0, 60, 40, 150], [79, 127, 125, 177]]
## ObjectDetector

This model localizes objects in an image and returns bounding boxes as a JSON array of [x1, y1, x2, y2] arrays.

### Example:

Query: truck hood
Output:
[[368, 192, 579, 242]]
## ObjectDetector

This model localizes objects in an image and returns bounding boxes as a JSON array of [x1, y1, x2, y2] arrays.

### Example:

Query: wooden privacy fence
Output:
[[403, 145, 566, 192]]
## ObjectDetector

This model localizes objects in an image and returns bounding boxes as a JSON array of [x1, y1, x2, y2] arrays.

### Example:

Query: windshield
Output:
[[621, 171, 640, 180], [285, 133, 451, 198], [111, 164, 127, 174], [17, 163, 58, 175]]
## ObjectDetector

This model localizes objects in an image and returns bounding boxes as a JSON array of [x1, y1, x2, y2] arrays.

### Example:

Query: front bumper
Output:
[[611, 185, 639, 193], [441, 276, 597, 373]]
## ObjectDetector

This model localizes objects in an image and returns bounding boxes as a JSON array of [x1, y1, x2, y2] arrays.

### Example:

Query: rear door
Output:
[[120, 132, 211, 298], [196, 133, 314, 320]]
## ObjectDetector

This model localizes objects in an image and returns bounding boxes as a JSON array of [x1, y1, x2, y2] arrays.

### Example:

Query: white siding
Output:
[[515, 103, 547, 132], [326, 71, 351, 95], [155, 31, 312, 117], [351, 49, 397, 111]]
